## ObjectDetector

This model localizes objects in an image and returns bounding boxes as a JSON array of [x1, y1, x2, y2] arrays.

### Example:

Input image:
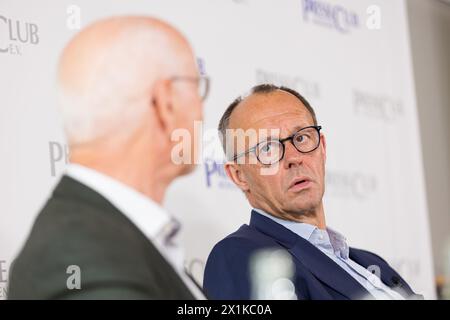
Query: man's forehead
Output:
[[228, 90, 313, 131]]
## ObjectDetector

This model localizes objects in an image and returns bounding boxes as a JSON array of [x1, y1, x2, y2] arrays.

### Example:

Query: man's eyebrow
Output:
[[259, 124, 311, 141], [291, 125, 306, 132], [285, 124, 311, 137]]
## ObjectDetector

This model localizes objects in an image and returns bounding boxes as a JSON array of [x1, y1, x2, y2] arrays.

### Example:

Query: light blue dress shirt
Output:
[[254, 208, 405, 300]]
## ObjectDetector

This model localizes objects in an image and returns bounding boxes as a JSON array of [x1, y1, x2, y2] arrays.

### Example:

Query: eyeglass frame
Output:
[[170, 75, 210, 101], [232, 125, 323, 165]]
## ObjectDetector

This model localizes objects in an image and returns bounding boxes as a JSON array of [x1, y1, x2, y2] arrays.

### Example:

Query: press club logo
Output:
[[0, 14, 39, 55], [301, 0, 360, 34]]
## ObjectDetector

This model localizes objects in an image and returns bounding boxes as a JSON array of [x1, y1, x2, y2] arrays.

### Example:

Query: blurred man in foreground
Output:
[[8, 16, 208, 299], [203, 84, 422, 300]]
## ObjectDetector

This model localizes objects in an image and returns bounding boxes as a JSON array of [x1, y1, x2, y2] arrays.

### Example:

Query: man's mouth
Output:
[[288, 177, 312, 192]]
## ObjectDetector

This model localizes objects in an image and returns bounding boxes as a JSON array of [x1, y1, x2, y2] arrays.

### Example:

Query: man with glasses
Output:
[[8, 16, 209, 299], [203, 84, 422, 300]]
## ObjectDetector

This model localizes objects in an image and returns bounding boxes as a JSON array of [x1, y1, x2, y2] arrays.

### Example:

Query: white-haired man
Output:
[[8, 16, 208, 299]]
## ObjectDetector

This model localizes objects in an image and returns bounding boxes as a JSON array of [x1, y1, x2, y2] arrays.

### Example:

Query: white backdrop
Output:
[[0, 0, 436, 299]]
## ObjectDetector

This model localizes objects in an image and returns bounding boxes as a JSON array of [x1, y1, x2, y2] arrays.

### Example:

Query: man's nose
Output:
[[283, 141, 304, 169]]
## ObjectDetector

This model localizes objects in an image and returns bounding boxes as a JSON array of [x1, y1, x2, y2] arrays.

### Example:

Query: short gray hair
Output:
[[218, 84, 318, 155]]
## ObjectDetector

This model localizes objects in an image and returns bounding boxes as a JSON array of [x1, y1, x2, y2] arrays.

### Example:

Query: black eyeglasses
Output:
[[170, 75, 210, 101], [233, 125, 322, 165]]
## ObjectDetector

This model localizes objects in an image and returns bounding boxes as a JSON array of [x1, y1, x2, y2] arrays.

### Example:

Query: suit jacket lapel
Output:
[[250, 210, 371, 299], [349, 248, 420, 299]]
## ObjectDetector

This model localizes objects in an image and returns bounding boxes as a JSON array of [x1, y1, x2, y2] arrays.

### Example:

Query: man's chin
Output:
[[286, 201, 319, 217]]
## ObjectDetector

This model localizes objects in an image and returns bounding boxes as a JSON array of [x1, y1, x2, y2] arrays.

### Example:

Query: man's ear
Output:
[[224, 162, 250, 192], [321, 133, 327, 163], [152, 78, 176, 136]]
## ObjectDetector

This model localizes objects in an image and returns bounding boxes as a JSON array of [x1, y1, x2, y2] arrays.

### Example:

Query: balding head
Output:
[[57, 16, 197, 146], [219, 84, 317, 158], [57, 16, 205, 203]]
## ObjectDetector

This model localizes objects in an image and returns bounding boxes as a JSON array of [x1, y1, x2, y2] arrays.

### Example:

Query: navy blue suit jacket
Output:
[[204, 210, 423, 300]]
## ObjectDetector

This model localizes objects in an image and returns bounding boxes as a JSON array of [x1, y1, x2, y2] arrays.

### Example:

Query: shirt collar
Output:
[[254, 208, 316, 241], [326, 227, 349, 259], [253, 208, 349, 259], [65, 163, 175, 242]]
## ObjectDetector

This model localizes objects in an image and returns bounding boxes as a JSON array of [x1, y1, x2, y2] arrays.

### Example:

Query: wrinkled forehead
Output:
[[228, 90, 314, 135]]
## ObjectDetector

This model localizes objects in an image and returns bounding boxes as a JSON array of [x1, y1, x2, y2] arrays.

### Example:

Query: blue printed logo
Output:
[[302, 0, 360, 33]]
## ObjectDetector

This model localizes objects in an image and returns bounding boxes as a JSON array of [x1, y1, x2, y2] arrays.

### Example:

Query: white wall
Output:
[[407, 0, 450, 280]]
